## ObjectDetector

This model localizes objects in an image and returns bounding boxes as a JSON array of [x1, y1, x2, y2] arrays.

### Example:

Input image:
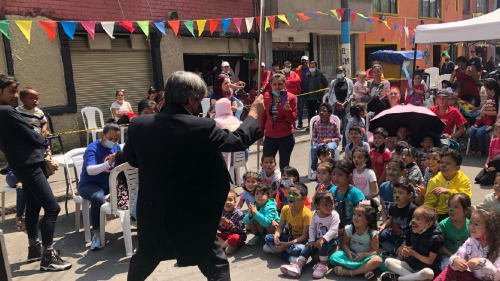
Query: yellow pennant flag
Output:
[[15, 20, 32, 44], [277, 15, 289, 26], [331, 10, 340, 21], [383, 21, 391, 30], [196, 20, 207, 36]]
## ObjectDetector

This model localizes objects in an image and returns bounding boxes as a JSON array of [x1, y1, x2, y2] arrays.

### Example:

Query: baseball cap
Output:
[[436, 89, 450, 97], [221, 62, 229, 67], [261, 62, 266, 67], [301, 56, 309, 61]]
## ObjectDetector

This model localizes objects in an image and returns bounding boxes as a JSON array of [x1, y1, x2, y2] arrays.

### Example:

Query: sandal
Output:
[[15, 222, 25, 231], [365, 271, 375, 280], [475, 150, 484, 157], [469, 149, 477, 156], [334, 266, 352, 277]]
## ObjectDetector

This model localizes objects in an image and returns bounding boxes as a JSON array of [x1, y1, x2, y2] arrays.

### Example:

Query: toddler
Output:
[[312, 163, 335, 204], [217, 190, 247, 255], [474, 173, 500, 213], [243, 184, 280, 246], [16, 87, 48, 136], [259, 153, 281, 197], [238, 171, 261, 209], [354, 70, 370, 100], [352, 147, 379, 202], [405, 73, 425, 106]]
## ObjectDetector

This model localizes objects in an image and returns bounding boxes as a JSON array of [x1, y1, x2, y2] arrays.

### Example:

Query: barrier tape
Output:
[[48, 87, 331, 137]]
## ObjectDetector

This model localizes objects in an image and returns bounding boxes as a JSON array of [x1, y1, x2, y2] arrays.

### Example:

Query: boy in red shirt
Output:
[[404, 73, 425, 106], [370, 127, 392, 185], [429, 89, 467, 139]]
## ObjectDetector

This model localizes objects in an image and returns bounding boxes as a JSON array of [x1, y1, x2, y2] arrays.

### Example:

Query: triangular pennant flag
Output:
[[268, 15, 275, 32], [404, 26, 409, 38], [306, 12, 320, 18], [153, 21, 166, 36], [196, 20, 207, 36], [383, 21, 391, 30], [119, 21, 135, 33], [409, 28, 414, 38], [0, 20, 11, 40], [366, 18, 374, 23], [183, 20, 195, 37], [288, 14, 299, 21], [265, 17, 270, 32], [399, 25, 403, 36], [39, 21, 55, 42], [340, 8, 346, 19], [101, 21, 116, 39], [233, 18, 242, 34], [351, 11, 356, 25], [393, 23, 398, 35], [137, 21, 149, 38], [61, 21, 77, 39], [15, 21, 32, 43], [370, 16, 381, 22], [209, 19, 219, 35], [331, 10, 340, 21], [168, 20, 180, 35], [257, 17, 261, 30], [296, 13, 311, 20], [315, 11, 329, 16], [323, 10, 335, 18], [357, 13, 366, 18], [336, 9, 342, 21], [244, 17, 253, 33], [277, 15, 289, 26], [221, 18, 231, 35], [81, 21, 96, 40]]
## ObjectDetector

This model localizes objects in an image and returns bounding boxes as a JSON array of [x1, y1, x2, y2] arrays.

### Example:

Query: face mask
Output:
[[284, 68, 290, 73], [302, 62, 308, 67], [309, 68, 316, 73], [272, 91, 280, 97], [337, 73, 345, 79], [357, 163, 367, 170], [104, 139, 118, 149], [281, 179, 293, 188], [117, 99, 123, 103]]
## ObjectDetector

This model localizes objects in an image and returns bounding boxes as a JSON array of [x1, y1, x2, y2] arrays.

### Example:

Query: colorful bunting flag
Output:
[[221, 18, 231, 35], [404, 26, 409, 38], [314, 11, 329, 16], [393, 23, 397, 35], [209, 19, 219, 35], [137, 21, 149, 38], [268, 15, 275, 32], [15, 21, 32, 44], [196, 20, 206, 36], [168, 20, 180, 35], [366, 18, 374, 23], [39, 21, 55, 42], [322, 10, 335, 18], [61, 21, 77, 39], [101, 21, 115, 39], [409, 28, 414, 38], [0, 20, 11, 40], [245, 17, 253, 33], [183, 20, 195, 37], [153, 21, 166, 36], [277, 15, 289, 26], [351, 11, 356, 25], [233, 18, 242, 34], [256, 17, 261, 30], [340, 8, 346, 19], [383, 21, 391, 30], [399, 25, 403, 36], [296, 13, 311, 20], [331, 10, 340, 21], [288, 14, 299, 21], [119, 21, 135, 33], [336, 9, 342, 21], [81, 21, 95, 40], [265, 17, 270, 32], [306, 12, 320, 18]]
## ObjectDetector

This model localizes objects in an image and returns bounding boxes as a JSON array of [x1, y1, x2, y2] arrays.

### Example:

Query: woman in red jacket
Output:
[[260, 73, 298, 170]]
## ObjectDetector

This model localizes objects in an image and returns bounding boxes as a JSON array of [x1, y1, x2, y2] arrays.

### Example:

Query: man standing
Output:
[[282, 61, 301, 96], [124, 71, 264, 281], [271, 62, 280, 75], [441, 56, 455, 75], [252, 62, 272, 94], [295, 56, 309, 129], [468, 49, 482, 73], [305, 61, 329, 130]]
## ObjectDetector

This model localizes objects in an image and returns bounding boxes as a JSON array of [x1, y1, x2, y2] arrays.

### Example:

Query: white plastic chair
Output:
[[201, 98, 211, 113], [222, 151, 248, 188], [100, 163, 138, 256], [82, 107, 105, 145], [64, 148, 92, 243], [307, 115, 341, 179], [437, 74, 451, 90], [1, 186, 17, 223], [424, 67, 440, 89]]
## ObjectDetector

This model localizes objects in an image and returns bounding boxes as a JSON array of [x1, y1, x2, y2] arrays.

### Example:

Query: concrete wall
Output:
[[160, 29, 184, 84], [0, 36, 7, 75]]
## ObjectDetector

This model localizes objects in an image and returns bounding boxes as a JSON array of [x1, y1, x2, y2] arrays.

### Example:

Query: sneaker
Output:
[[312, 262, 329, 279], [247, 235, 263, 246], [40, 250, 72, 271], [27, 242, 43, 263], [381, 251, 395, 258], [308, 172, 317, 181], [296, 124, 303, 130], [486, 125, 493, 131], [381, 272, 399, 281], [263, 244, 274, 253], [90, 232, 101, 250], [289, 256, 299, 264], [471, 125, 478, 130], [280, 263, 302, 277], [225, 245, 238, 255]]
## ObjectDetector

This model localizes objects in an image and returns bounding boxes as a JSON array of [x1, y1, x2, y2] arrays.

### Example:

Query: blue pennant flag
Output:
[[221, 18, 231, 35], [61, 21, 77, 39], [154, 21, 166, 36]]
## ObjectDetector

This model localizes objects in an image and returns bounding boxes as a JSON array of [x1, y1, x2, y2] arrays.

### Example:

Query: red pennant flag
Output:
[[370, 16, 382, 22], [209, 19, 219, 35], [39, 21, 56, 42], [336, 9, 342, 20], [296, 13, 311, 20], [268, 15, 275, 32], [168, 20, 180, 35], [351, 11, 356, 25], [119, 21, 135, 33], [314, 11, 329, 16], [257, 17, 261, 29], [409, 28, 414, 38]]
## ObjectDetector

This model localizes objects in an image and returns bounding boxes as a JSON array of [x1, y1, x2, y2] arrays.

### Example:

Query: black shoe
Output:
[[381, 272, 399, 281], [40, 250, 72, 271], [296, 124, 303, 130], [27, 242, 43, 263], [381, 251, 395, 258]]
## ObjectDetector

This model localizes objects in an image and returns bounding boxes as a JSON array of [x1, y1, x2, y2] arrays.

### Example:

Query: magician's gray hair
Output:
[[164, 71, 208, 105]]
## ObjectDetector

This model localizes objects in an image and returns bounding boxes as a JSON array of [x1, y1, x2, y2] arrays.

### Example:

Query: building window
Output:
[[419, 0, 441, 18], [476, 0, 487, 13], [464, 0, 469, 11], [373, 0, 398, 14]]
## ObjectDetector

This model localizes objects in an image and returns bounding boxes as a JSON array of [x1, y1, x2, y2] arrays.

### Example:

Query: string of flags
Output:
[[0, 8, 423, 44]]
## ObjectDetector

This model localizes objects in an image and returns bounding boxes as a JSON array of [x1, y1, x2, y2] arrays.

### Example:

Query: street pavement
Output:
[[0, 140, 493, 281]]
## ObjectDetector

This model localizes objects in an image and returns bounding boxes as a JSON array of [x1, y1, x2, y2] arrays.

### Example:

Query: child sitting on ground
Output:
[[238, 171, 261, 209], [276, 166, 312, 212], [439, 193, 471, 270], [264, 183, 312, 262], [354, 70, 370, 100], [473, 173, 500, 213], [424, 149, 472, 222], [16, 87, 49, 136], [378, 178, 417, 258], [383, 206, 443, 281], [279, 191, 340, 278], [259, 153, 281, 197], [401, 146, 424, 185], [217, 190, 247, 255], [379, 156, 408, 222], [419, 135, 435, 170], [314, 162, 334, 195], [370, 127, 392, 185], [474, 122, 500, 185], [415, 147, 443, 205], [346, 103, 368, 145], [330, 204, 383, 279], [434, 209, 500, 281], [405, 73, 425, 106], [344, 124, 371, 161], [243, 183, 280, 246], [352, 147, 379, 202]]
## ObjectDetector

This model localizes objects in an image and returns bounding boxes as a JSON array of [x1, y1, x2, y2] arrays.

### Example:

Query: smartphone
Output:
[[280, 90, 287, 106]]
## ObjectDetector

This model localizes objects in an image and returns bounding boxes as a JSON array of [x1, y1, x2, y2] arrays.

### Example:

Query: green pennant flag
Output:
[[137, 21, 150, 39], [323, 10, 335, 18], [0, 20, 12, 40], [183, 20, 195, 37], [288, 14, 299, 21], [265, 17, 270, 31]]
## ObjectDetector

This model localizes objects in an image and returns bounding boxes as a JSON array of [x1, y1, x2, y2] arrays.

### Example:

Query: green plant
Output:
[[51, 143, 61, 155]]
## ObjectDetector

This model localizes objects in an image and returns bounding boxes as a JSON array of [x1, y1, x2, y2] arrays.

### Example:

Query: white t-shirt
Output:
[[110, 101, 132, 120], [352, 168, 377, 197]]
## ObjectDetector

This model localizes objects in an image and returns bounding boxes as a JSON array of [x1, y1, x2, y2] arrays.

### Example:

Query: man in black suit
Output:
[[124, 71, 264, 281]]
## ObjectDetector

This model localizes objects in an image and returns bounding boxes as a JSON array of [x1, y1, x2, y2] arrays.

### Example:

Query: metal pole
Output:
[[256, 0, 265, 171], [340, 0, 351, 78], [413, 43, 418, 75]]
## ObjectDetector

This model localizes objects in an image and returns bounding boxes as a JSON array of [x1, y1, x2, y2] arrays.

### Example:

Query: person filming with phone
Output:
[[305, 61, 329, 131], [260, 73, 298, 170]]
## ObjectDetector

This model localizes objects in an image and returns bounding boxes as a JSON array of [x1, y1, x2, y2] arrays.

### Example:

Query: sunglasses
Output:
[[117, 89, 125, 92]]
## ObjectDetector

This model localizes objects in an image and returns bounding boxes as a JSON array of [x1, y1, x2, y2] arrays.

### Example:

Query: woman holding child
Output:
[[450, 56, 480, 107], [358, 64, 392, 116]]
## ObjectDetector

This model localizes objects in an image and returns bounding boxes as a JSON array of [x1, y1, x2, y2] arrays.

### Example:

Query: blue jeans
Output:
[[379, 230, 405, 254], [265, 234, 306, 261], [78, 183, 109, 230], [263, 134, 295, 171], [5, 172, 26, 218], [311, 142, 338, 171], [299, 238, 338, 262], [334, 110, 348, 149], [468, 125, 492, 151], [297, 95, 307, 126]]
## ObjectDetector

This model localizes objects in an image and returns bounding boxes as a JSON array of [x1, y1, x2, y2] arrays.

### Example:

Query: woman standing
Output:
[[450, 56, 480, 107], [359, 64, 392, 116], [260, 73, 298, 170], [329, 66, 354, 149], [111, 89, 134, 120], [210, 75, 238, 113], [147, 87, 156, 101], [0, 75, 71, 271]]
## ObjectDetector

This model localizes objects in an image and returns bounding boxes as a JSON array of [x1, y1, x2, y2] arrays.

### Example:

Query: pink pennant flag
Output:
[[81, 21, 96, 40], [339, 8, 346, 19], [233, 18, 242, 34], [399, 25, 403, 36]]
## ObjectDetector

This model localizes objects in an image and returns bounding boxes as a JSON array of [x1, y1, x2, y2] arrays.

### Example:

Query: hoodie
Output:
[[406, 224, 443, 277], [281, 69, 301, 95], [243, 198, 280, 228], [424, 171, 472, 215], [214, 98, 241, 131]]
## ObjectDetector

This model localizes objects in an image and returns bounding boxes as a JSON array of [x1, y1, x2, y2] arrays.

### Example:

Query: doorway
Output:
[[433, 45, 441, 68]]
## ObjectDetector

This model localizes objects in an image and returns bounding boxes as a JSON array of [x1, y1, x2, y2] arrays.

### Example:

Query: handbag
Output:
[[42, 154, 59, 178]]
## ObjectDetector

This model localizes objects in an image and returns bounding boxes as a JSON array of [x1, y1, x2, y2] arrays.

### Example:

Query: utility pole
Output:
[[340, 0, 351, 78], [256, 0, 265, 171]]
